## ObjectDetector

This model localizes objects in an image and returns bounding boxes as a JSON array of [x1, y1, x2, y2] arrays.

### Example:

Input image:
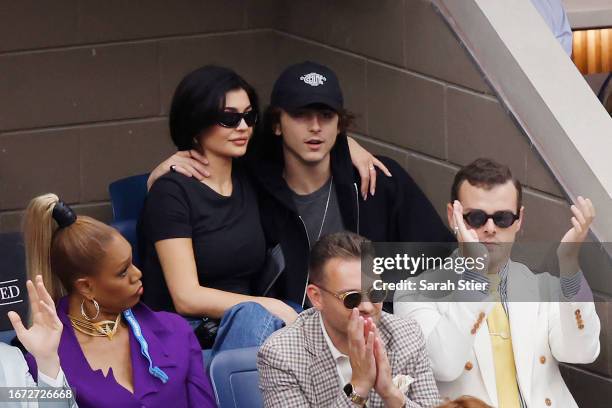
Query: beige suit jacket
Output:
[[257, 308, 440, 408]]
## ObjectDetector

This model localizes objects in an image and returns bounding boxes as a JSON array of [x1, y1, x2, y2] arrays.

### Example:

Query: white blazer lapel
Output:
[[473, 317, 498, 407], [507, 262, 540, 404], [507, 301, 539, 404]]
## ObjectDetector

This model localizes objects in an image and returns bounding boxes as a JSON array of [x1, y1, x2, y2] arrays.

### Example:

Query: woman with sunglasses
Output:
[[139, 66, 299, 354], [23, 194, 215, 408]]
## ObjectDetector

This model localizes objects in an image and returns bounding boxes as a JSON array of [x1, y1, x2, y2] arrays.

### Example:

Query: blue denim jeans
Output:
[[212, 301, 283, 357], [188, 301, 302, 361]]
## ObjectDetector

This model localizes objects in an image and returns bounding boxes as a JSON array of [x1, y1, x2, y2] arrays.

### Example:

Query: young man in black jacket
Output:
[[148, 61, 453, 306], [249, 61, 453, 305]]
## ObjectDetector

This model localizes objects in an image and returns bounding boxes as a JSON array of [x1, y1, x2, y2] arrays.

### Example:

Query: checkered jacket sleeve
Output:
[[395, 317, 441, 408], [257, 331, 355, 408], [257, 311, 440, 408]]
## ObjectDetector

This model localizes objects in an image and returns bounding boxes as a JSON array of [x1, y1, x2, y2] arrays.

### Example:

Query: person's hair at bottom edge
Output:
[[436, 395, 492, 408]]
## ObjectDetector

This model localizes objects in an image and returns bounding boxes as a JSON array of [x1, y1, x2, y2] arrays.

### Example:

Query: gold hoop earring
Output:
[[81, 298, 100, 321]]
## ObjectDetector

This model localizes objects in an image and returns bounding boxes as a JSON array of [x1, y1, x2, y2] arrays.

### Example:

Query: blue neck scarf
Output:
[[123, 309, 169, 383]]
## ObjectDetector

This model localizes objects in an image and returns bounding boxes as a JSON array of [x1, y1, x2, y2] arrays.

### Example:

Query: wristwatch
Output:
[[343, 383, 368, 406]]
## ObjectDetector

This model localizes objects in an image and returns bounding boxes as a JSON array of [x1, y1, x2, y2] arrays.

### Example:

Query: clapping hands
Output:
[[347, 309, 406, 406], [557, 196, 595, 276]]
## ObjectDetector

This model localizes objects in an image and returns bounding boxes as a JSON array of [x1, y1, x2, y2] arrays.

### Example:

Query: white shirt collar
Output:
[[319, 313, 347, 361], [319, 313, 352, 385]]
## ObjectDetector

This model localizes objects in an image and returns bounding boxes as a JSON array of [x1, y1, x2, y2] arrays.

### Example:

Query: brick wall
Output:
[[0, 0, 609, 403], [0, 0, 278, 230]]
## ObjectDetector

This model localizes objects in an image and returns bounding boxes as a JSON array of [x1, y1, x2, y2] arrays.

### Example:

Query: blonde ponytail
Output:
[[23, 193, 66, 302], [23, 193, 118, 304]]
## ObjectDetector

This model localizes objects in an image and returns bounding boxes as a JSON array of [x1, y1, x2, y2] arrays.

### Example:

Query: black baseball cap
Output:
[[270, 61, 344, 112]]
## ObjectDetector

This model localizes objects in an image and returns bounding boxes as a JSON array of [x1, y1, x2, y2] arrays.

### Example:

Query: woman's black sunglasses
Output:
[[216, 110, 258, 128], [316, 285, 388, 309], [463, 210, 519, 229]]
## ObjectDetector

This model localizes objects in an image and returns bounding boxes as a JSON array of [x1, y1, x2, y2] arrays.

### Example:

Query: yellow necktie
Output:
[[487, 302, 521, 408]]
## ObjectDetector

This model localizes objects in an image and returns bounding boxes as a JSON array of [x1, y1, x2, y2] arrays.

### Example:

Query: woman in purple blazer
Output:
[[22, 194, 216, 408]]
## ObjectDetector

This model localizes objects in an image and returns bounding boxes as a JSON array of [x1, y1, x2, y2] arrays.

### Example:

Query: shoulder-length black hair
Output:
[[169, 65, 259, 151]]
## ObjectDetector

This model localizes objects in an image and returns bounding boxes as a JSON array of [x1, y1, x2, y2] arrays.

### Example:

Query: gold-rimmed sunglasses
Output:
[[315, 285, 388, 309]]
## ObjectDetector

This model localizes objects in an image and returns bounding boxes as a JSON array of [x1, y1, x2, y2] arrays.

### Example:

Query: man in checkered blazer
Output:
[[257, 232, 440, 407]]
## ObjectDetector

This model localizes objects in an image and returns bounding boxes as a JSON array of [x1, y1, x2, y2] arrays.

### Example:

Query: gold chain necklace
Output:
[[69, 313, 122, 340]]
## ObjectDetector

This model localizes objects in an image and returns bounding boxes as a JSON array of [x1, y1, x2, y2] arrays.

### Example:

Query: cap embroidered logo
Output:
[[299, 72, 327, 87]]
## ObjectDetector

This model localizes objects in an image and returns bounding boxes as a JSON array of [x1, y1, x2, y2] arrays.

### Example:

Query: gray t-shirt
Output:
[[291, 177, 345, 247]]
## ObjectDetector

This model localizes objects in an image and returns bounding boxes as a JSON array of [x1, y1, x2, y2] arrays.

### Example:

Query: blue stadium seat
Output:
[[203, 349, 213, 371], [109, 173, 150, 222], [0, 330, 15, 344], [209, 347, 262, 408], [108, 173, 149, 266]]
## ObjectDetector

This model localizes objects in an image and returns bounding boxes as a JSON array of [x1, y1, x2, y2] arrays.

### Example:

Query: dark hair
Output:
[[169, 65, 259, 151], [252, 104, 355, 161], [450, 158, 522, 213], [264, 104, 354, 135], [436, 396, 492, 408], [309, 232, 370, 285]]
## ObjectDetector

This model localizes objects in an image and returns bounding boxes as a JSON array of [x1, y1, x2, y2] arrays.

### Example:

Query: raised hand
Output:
[[452, 200, 479, 243], [557, 196, 595, 276], [560, 196, 595, 245], [452, 201, 489, 275], [8, 275, 62, 378]]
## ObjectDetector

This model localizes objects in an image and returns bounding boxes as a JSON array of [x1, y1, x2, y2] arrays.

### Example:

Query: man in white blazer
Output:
[[0, 275, 76, 408], [394, 158, 600, 408]]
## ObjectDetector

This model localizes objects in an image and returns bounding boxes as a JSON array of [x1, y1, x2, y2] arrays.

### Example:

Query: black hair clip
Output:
[[52, 200, 77, 228]]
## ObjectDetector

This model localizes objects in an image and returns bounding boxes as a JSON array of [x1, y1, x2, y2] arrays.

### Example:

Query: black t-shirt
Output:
[[139, 167, 266, 313]]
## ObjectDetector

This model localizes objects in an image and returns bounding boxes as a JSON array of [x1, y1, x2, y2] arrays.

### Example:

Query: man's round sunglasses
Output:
[[316, 285, 387, 309], [463, 210, 519, 229], [216, 110, 258, 128]]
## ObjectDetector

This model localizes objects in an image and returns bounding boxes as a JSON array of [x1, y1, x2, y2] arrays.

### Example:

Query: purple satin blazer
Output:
[[26, 297, 216, 408]]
